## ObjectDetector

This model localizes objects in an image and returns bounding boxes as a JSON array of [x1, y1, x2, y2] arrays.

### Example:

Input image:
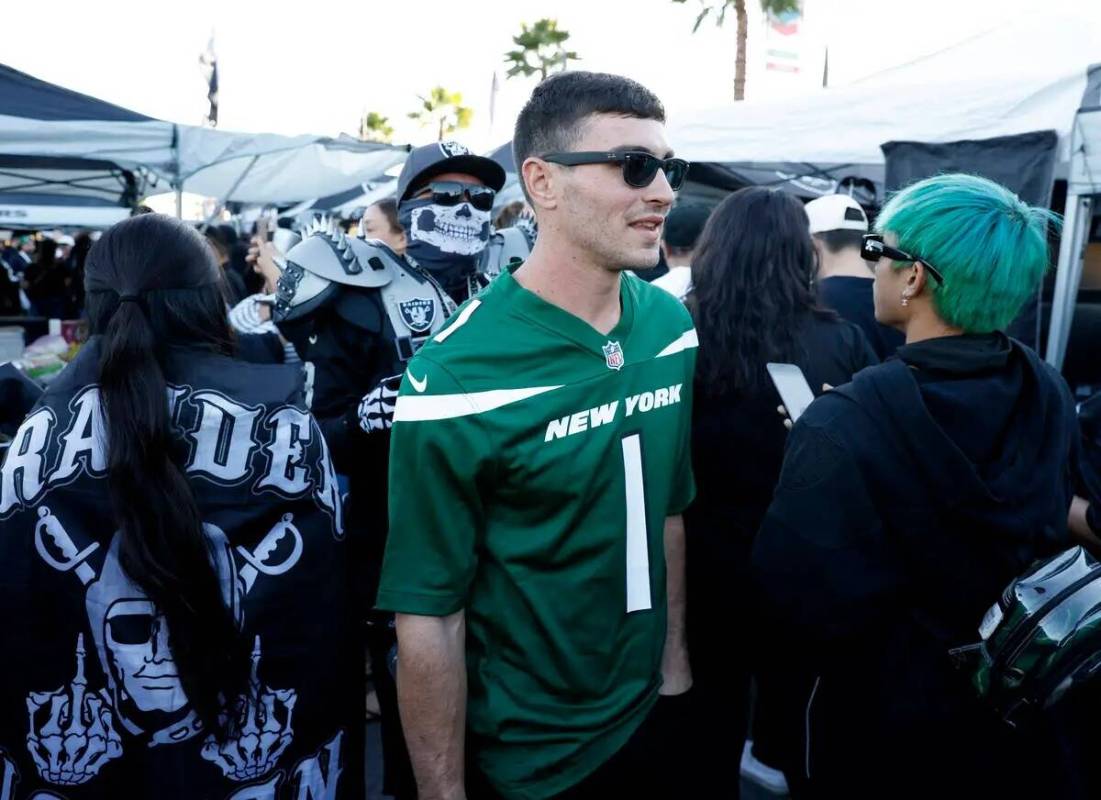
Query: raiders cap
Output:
[[396, 141, 507, 203]]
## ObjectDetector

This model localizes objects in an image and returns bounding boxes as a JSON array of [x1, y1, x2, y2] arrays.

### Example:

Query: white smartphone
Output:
[[766, 362, 816, 424]]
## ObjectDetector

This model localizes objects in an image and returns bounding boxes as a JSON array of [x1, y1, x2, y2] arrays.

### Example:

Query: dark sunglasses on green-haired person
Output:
[[861, 233, 944, 285]]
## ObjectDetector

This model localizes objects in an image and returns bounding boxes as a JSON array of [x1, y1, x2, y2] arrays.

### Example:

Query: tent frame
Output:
[[1046, 84, 1101, 369]]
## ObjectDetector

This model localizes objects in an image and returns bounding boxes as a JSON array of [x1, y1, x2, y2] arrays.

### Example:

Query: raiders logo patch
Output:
[[398, 298, 436, 333], [438, 141, 470, 158]]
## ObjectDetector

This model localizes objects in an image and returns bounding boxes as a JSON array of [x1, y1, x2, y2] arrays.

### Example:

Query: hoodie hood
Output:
[[838, 333, 1074, 536]]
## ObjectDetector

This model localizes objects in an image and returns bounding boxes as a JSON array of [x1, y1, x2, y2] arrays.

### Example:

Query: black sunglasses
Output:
[[416, 181, 497, 212], [540, 151, 690, 190], [861, 233, 944, 285]]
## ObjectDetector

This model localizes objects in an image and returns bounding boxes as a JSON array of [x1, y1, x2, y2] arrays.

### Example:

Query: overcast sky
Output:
[[7, 0, 1095, 153]]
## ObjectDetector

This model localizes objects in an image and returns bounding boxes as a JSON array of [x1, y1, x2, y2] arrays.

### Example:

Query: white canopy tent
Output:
[[671, 69, 1091, 168], [305, 178, 398, 219], [0, 63, 408, 223], [170, 130, 408, 208], [670, 12, 1100, 167], [304, 141, 522, 219], [0, 155, 134, 228], [669, 11, 1101, 370]]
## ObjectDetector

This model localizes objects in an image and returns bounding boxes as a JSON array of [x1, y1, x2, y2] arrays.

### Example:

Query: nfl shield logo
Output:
[[398, 298, 436, 333], [602, 340, 625, 371]]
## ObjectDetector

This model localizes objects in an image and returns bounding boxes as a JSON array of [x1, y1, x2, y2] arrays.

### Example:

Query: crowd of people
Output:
[[2, 68, 1101, 800], [1, 231, 92, 318], [0, 222, 268, 323]]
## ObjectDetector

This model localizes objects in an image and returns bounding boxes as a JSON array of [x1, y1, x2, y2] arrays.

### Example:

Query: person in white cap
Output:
[[806, 194, 904, 359], [53, 233, 75, 264]]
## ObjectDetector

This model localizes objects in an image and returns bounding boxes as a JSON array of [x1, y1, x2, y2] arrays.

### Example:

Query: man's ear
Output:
[[521, 157, 558, 212], [911, 262, 930, 294]]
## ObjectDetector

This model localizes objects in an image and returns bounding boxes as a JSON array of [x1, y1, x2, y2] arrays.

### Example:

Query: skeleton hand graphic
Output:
[[201, 636, 297, 781], [357, 375, 401, 433], [26, 634, 123, 786]]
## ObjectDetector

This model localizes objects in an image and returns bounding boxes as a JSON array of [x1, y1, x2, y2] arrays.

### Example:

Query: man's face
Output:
[[550, 114, 675, 271], [20, 239, 35, 254], [361, 204, 406, 254]]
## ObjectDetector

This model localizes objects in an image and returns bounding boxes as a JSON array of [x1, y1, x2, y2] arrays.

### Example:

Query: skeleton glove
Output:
[[357, 375, 402, 433]]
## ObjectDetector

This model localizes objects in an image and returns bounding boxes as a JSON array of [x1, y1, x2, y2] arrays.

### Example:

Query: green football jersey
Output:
[[377, 264, 696, 799]]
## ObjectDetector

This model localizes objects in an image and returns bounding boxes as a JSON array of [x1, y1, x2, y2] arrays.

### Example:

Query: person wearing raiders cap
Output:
[[272, 214, 445, 800], [807, 193, 905, 360], [395, 140, 531, 305]]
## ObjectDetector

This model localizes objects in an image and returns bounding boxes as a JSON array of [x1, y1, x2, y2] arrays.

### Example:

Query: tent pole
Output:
[[199, 155, 260, 232], [171, 123, 183, 219], [1045, 193, 1093, 370]]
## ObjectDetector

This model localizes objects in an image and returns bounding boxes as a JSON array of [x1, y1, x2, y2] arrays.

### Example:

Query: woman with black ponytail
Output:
[[86, 213, 248, 733], [0, 214, 361, 798]]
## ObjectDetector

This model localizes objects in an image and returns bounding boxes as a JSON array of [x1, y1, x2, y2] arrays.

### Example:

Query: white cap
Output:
[[53, 234, 75, 247], [805, 194, 868, 235]]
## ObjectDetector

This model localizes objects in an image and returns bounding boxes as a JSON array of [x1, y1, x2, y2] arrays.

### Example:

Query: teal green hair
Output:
[[875, 173, 1060, 333]]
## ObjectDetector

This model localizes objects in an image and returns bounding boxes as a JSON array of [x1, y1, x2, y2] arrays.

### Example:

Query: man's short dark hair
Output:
[[814, 228, 865, 255], [513, 71, 666, 201]]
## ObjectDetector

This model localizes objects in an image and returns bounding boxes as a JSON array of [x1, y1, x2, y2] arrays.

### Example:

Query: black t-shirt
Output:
[[816, 276, 904, 361]]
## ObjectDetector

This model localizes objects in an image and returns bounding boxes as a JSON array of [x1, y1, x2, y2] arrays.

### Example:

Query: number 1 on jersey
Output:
[[621, 433, 652, 612]]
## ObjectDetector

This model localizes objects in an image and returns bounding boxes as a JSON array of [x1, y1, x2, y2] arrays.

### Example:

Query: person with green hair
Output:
[[751, 173, 1084, 797], [869, 172, 1056, 339]]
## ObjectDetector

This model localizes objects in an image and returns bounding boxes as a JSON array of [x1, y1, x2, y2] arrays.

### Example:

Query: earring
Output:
[[901, 295, 910, 307]]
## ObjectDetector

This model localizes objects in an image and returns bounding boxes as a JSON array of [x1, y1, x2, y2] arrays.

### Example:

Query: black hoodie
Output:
[[752, 333, 1081, 798]]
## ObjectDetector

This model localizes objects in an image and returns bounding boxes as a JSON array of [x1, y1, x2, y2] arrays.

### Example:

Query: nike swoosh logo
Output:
[[408, 372, 428, 393]]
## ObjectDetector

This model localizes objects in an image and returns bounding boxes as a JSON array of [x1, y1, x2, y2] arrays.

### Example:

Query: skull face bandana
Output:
[[399, 197, 491, 284]]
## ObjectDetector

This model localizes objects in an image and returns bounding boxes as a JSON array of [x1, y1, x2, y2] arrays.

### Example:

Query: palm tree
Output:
[[407, 87, 474, 141], [504, 19, 581, 81], [359, 111, 394, 143], [673, 0, 800, 100]]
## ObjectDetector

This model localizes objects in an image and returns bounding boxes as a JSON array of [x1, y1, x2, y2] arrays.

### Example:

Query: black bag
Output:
[[951, 546, 1101, 728]]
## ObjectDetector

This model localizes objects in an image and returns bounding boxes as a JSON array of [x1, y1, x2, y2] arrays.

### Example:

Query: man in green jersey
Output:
[[377, 71, 697, 800]]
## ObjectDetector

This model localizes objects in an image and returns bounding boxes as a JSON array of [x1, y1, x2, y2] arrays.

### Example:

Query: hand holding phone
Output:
[[767, 363, 816, 426]]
